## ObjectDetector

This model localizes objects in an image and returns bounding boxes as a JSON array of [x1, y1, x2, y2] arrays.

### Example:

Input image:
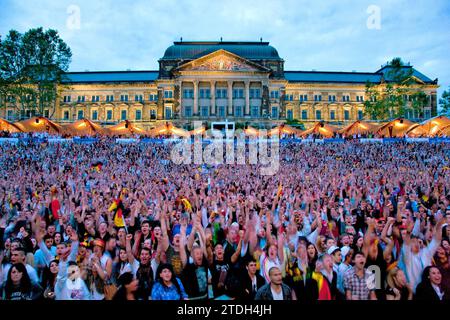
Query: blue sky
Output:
[[1, 0, 449, 103]]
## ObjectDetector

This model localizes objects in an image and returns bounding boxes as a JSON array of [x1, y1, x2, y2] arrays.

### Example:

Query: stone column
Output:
[[245, 80, 250, 116], [210, 80, 216, 116], [178, 81, 183, 118], [193, 80, 198, 116], [227, 81, 233, 116]]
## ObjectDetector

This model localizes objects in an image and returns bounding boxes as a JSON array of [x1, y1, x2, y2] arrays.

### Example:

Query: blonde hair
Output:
[[386, 267, 402, 290]]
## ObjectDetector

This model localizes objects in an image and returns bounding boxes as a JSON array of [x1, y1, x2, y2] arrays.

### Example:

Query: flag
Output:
[[276, 183, 283, 198], [50, 198, 60, 220], [91, 161, 103, 172], [181, 197, 192, 212], [109, 191, 126, 228]]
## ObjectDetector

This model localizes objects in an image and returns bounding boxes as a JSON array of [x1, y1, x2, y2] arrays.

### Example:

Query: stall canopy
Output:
[[148, 122, 189, 137], [0, 118, 23, 133], [15, 117, 63, 134], [189, 126, 206, 136], [268, 124, 302, 137], [244, 124, 302, 137], [338, 120, 378, 136], [436, 124, 450, 137], [406, 115, 450, 137], [106, 120, 147, 136], [62, 118, 105, 136], [375, 118, 417, 137], [300, 122, 338, 138]]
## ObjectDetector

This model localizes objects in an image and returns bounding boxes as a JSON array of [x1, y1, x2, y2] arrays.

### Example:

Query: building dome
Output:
[[161, 41, 281, 61]]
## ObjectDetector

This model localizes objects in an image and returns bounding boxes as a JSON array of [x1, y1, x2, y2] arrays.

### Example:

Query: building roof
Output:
[[61, 71, 159, 84], [375, 65, 436, 84], [284, 71, 382, 84], [161, 41, 282, 61]]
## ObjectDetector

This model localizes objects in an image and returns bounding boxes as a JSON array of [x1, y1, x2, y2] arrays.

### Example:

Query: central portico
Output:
[[174, 49, 272, 120]]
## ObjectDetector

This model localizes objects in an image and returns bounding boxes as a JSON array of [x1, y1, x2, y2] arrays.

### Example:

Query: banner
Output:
[[73, 137, 98, 144], [0, 138, 19, 144], [116, 138, 138, 143], [405, 138, 429, 142], [48, 138, 73, 143], [359, 138, 383, 143], [323, 138, 345, 143]]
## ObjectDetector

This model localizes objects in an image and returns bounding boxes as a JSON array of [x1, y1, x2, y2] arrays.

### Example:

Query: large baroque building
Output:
[[2, 41, 439, 129]]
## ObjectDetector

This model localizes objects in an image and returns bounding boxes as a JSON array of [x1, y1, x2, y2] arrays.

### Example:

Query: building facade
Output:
[[1, 41, 439, 129]]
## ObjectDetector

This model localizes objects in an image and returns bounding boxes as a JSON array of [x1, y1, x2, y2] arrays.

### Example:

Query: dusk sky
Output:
[[1, 0, 449, 104]]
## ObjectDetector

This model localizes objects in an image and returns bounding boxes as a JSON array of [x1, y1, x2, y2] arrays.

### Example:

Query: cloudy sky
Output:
[[1, 0, 449, 102]]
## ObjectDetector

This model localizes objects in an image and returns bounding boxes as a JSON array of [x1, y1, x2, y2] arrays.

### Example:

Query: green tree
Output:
[[0, 27, 72, 120], [439, 87, 450, 115], [364, 57, 428, 120]]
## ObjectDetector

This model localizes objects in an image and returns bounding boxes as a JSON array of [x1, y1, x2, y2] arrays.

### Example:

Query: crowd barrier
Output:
[[2, 137, 450, 145]]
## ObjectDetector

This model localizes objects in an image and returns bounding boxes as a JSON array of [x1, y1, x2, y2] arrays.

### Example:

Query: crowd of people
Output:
[[0, 138, 449, 301]]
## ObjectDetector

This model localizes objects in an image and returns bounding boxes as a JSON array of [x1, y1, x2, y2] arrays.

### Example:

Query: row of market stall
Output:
[[1, 116, 450, 138]]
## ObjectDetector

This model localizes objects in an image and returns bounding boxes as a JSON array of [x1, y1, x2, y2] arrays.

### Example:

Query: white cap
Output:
[[341, 246, 351, 260], [327, 245, 340, 255]]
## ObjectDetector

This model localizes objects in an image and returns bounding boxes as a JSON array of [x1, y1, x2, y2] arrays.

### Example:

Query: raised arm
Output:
[[125, 233, 136, 265]]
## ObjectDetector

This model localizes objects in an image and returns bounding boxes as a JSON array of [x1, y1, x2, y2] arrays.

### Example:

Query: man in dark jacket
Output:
[[255, 267, 295, 300], [240, 258, 265, 300]]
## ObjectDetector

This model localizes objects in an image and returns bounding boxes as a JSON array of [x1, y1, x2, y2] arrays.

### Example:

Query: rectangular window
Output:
[[316, 110, 321, 120], [302, 110, 308, 120], [205, 89, 210, 99], [165, 106, 172, 119], [271, 107, 279, 119], [329, 95, 336, 102], [249, 89, 254, 99], [424, 109, 431, 119], [164, 91, 173, 99], [235, 106, 242, 117], [77, 110, 84, 120], [199, 89, 204, 99], [201, 106, 208, 117], [344, 110, 350, 120], [121, 110, 127, 120], [314, 95, 322, 102], [218, 106, 225, 117], [183, 90, 193, 99], [255, 89, 260, 98], [330, 110, 336, 120], [233, 89, 237, 99], [287, 109, 293, 120], [150, 109, 157, 120], [270, 91, 279, 99], [184, 106, 192, 117], [106, 95, 114, 102], [63, 111, 69, 120], [92, 110, 98, 120], [135, 110, 142, 120], [135, 95, 143, 102], [358, 110, 364, 120], [106, 110, 113, 120], [77, 96, 85, 103], [120, 95, 128, 102], [251, 106, 259, 117], [222, 89, 227, 98]]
